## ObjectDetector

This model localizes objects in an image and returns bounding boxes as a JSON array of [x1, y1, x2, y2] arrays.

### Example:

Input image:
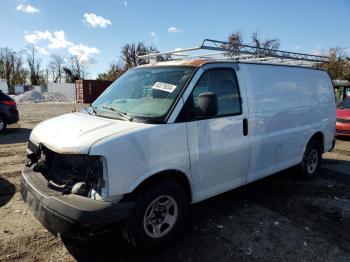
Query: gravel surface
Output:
[[14, 91, 72, 103], [0, 103, 349, 262]]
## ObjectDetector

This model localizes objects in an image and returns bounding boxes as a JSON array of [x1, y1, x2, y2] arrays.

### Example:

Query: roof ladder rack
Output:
[[137, 39, 329, 67]]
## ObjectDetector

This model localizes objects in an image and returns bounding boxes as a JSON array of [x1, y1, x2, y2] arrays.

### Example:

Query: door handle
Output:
[[243, 118, 248, 136]]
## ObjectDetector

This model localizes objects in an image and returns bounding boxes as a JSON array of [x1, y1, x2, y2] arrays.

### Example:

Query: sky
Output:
[[0, 0, 349, 79]]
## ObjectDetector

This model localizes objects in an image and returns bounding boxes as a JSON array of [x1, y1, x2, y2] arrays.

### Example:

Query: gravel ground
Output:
[[0, 103, 349, 262]]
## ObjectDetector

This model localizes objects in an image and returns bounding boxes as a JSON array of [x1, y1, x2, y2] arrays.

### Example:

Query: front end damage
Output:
[[26, 141, 107, 200], [21, 141, 134, 239]]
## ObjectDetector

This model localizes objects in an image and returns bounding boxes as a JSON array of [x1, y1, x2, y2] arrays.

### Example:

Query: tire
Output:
[[0, 117, 7, 133], [300, 140, 323, 179], [123, 180, 189, 250]]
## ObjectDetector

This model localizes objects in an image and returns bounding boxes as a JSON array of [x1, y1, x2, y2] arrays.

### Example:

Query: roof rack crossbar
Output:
[[137, 39, 329, 65]]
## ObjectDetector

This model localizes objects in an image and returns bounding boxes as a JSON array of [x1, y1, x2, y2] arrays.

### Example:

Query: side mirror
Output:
[[197, 92, 218, 117]]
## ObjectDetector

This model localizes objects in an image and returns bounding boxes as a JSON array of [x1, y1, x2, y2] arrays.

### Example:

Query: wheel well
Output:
[[0, 113, 6, 121], [309, 131, 324, 150], [123, 170, 192, 202]]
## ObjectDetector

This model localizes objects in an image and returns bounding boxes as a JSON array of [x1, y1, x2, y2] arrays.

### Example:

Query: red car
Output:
[[336, 97, 350, 136]]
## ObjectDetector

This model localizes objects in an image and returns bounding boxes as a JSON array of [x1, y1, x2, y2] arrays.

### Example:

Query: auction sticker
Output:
[[152, 82, 177, 93]]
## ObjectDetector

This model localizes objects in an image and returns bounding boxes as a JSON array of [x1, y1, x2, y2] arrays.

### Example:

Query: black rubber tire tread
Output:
[[300, 139, 323, 179], [123, 180, 189, 250], [0, 117, 7, 133]]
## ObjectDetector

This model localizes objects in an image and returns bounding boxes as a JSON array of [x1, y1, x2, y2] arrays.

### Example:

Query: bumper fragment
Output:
[[21, 166, 134, 239]]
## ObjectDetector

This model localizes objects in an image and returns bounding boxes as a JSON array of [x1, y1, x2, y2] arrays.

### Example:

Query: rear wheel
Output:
[[0, 117, 6, 133], [300, 140, 323, 179], [123, 180, 189, 249]]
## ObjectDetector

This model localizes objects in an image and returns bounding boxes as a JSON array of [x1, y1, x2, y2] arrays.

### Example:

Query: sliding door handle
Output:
[[243, 118, 248, 136]]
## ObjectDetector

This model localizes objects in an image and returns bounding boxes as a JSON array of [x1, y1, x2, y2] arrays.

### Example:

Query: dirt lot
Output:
[[0, 103, 350, 262]]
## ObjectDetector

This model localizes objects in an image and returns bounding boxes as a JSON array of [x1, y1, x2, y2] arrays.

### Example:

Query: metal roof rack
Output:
[[138, 39, 329, 67]]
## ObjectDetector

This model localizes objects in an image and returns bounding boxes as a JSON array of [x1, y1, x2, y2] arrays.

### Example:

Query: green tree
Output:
[[97, 42, 157, 81], [97, 62, 124, 81], [318, 48, 350, 80]]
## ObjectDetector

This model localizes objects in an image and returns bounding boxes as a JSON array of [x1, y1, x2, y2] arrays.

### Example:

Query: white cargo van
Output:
[[21, 41, 335, 248]]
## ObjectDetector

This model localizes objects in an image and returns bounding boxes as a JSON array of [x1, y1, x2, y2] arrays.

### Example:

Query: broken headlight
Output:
[[27, 143, 108, 200]]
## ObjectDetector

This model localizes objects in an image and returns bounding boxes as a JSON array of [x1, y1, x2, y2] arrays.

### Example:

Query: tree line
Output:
[[1, 32, 349, 94], [0, 45, 87, 93], [97, 31, 350, 82]]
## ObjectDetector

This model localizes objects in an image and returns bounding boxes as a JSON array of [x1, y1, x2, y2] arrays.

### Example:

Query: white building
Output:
[[0, 79, 9, 94]]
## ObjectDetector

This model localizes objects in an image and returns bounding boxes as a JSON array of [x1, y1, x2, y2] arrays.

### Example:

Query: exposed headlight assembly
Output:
[[28, 143, 108, 200]]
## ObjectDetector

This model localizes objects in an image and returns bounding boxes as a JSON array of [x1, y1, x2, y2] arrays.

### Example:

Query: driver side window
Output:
[[192, 68, 242, 116]]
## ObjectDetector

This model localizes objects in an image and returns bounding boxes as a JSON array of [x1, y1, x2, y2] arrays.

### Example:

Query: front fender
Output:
[[90, 123, 191, 198]]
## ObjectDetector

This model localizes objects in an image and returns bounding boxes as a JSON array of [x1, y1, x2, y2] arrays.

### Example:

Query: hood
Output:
[[336, 108, 350, 119], [30, 112, 145, 154]]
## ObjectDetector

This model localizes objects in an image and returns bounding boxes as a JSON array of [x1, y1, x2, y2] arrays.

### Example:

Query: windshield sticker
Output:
[[152, 82, 177, 93]]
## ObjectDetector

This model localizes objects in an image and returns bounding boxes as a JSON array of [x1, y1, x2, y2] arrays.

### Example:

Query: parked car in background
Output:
[[336, 97, 350, 136], [0, 90, 19, 132]]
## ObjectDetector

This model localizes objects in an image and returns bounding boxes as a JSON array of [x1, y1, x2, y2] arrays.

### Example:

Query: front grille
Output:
[[28, 140, 39, 154], [27, 144, 104, 195], [336, 118, 350, 124]]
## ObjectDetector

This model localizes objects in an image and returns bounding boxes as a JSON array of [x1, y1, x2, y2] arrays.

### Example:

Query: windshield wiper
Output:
[[101, 105, 133, 121], [84, 105, 97, 115]]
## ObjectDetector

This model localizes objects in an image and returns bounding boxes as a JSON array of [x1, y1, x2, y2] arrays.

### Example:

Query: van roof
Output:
[[139, 59, 207, 68], [138, 58, 328, 72]]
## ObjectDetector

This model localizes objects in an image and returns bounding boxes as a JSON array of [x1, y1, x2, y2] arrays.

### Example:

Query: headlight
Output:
[[89, 188, 104, 201], [29, 144, 108, 200]]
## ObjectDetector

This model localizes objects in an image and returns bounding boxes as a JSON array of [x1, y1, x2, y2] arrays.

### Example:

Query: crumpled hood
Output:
[[30, 112, 144, 154]]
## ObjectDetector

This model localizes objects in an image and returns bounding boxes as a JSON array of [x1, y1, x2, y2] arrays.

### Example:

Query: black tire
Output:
[[123, 180, 189, 250], [300, 140, 323, 179], [0, 117, 7, 133]]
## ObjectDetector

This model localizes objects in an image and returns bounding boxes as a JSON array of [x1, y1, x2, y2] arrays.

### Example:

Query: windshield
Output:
[[92, 66, 195, 121], [338, 98, 350, 109]]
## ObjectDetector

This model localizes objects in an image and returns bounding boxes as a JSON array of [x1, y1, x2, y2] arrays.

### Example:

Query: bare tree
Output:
[[250, 32, 280, 56], [25, 45, 45, 85], [65, 56, 86, 82], [48, 54, 65, 83], [0, 47, 28, 92], [121, 42, 157, 70], [225, 31, 244, 57]]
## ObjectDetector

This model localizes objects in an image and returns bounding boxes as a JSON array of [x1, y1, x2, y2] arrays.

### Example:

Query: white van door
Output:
[[185, 66, 250, 201]]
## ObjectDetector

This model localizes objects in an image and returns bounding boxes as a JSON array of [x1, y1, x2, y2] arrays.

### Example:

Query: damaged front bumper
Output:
[[21, 166, 134, 239]]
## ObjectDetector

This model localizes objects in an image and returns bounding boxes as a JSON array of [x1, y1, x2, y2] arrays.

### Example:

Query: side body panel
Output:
[[239, 64, 335, 183]]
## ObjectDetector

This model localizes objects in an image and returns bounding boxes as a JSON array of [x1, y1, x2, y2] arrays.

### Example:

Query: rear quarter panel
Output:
[[239, 64, 335, 182], [297, 69, 336, 151]]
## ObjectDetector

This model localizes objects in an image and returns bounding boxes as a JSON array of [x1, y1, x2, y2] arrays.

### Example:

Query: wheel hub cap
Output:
[[307, 149, 318, 174], [143, 195, 178, 238]]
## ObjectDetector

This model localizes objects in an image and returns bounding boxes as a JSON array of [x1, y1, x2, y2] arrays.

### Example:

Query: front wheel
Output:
[[0, 117, 7, 133], [123, 180, 189, 249], [300, 140, 323, 179]]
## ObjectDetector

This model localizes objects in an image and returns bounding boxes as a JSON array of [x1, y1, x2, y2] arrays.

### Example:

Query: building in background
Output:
[[0, 79, 9, 94], [76, 80, 112, 103]]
